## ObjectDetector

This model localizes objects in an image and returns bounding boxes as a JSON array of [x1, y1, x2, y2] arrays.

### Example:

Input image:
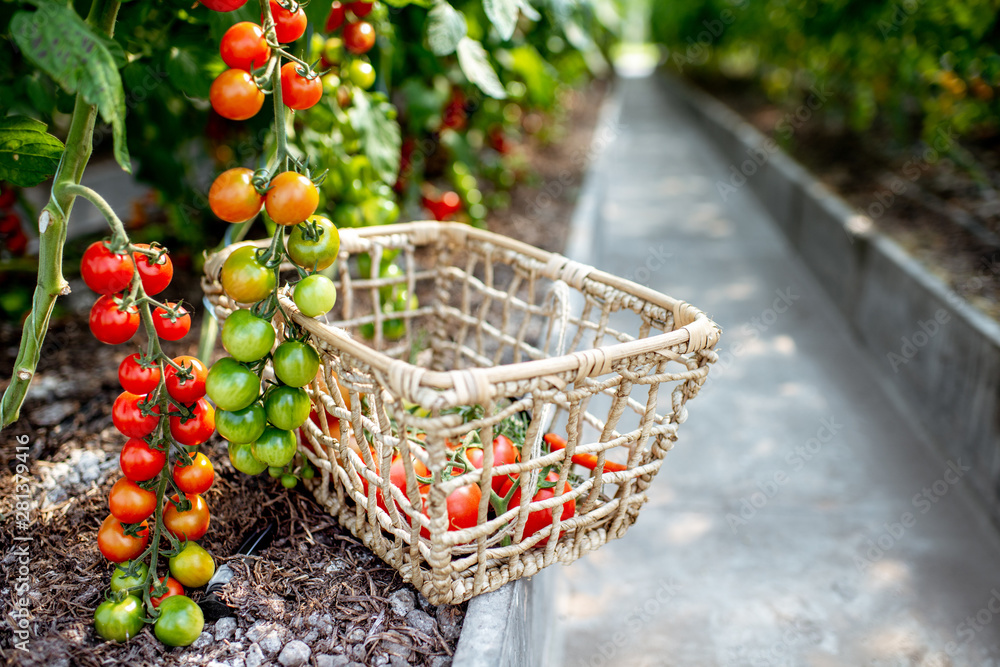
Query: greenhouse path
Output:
[[552, 75, 1000, 666]]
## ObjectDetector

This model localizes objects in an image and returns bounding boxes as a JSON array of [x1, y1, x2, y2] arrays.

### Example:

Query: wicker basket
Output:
[[203, 221, 720, 605]]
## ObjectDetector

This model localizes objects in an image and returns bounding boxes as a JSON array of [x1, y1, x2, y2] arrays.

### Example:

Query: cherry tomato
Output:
[[268, 171, 320, 224], [263, 384, 311, 430], [269, 0, 307, 42], [168, 542, 216, 588], [112, 391, 160, 439], [154, 595, 205, 647], [251, 427, 297, 467], [173, 452, 215, 495], [97, 515, 149, 563], [280, 62, 323, 111], [220, 245, 276, 303], [348, 1, 372, 17], [325, 1, 345, 31], [343, 21, 375, 54], [229, 440, 269, 474], [272, 340, 320, 387], [503, 471, 575, 546], [120, 438, 167, 482], [150, 576, 185, 608], [94, 594, 145, 643], [152, 302, 191, 341], [118, 353, 161, 395], [90, 295, 140, 345], [169, 397, 216, 447], [81, 241, 134, 295], [348, 60, 375, 89], [109, 477, 158, 524], [466, 434, 521, 494], [164, 355, 208, 404], [293, 274, 337, 317], [220, 22, 271, 71], [163, 493, 211, 541], [209, 168, 264, 224], [210, 69, 264, 121], [206, 357, 261, 411], [109, 560, 149, 593], [443, 483, 481, 532], [217, 404, 268, 444], [201, 0, 248, 10], [132, 244, 173, 295], [221, 309, 275, 362], [286, 216, 340, 270]]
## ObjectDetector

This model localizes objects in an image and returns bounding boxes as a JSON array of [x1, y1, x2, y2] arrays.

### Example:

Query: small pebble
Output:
[[405, 609, 437, 636], [387, 589, 416, 617], [245, 644, 265, 667], [277, 640, 311, 667], [346, 627, 365, 643], [215, 617, 238, 641], [314, 655, 350, 667], [192, 631, 213, 649], [259, 630, 284, 656]]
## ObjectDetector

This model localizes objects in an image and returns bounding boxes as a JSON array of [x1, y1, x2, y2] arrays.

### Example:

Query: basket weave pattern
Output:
[[203, 222, 720, 604]]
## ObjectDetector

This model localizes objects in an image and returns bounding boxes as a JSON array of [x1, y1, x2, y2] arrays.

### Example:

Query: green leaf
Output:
[[0, 116, 65, 187], [483, 0, 519, 41], [382, 0, 434, 7], [165, 46, 220, 100], [427, 1, 466, 56], [456, 37, 506, 99], [10, 3, 131, 173], [348, 92, 402, 185], [518, 0, 540, 22]]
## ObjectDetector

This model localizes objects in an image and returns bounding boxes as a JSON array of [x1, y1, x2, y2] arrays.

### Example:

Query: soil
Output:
[[0, 81, 606, 667], [694, 76, 1000, 320]]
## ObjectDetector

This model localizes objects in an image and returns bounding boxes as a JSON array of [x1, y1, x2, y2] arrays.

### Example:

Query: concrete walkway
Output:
[[555, 75, 1000, 666]]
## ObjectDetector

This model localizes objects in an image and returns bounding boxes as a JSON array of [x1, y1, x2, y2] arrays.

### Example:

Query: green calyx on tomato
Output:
[[293, 274, 337, 317], [229, 440, 270, 475], [168, 542, 216, 588], [154, 595, 205, 647], [206, 357, 261, 411], [272, 340, 320, 387], [221, 246, 276, 304], [94, 594, 145, 643], [221, 309, 276, 362], [109, 560, 149, 593], [217, 403, 267, 444], [286, 215, 340, 270], [263, 384, 312, 430], [252, 427, 298, 467]]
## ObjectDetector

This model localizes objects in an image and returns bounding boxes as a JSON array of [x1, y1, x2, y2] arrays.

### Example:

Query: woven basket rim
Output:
[[204, 221, 720, 403]]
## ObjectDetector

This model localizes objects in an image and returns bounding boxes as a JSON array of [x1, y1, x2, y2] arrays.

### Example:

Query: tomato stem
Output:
[[260, 0, 289, 171]]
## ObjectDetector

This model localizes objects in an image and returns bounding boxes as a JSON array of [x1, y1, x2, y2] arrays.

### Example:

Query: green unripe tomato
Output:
[[323, 37, 343, 64], [286, 215, 340, 271], [221, 246, 276, 304], [348, 60, 376, 89], [168, 543, 215, 588], [294, 275, 338, 317], [301, 463, 315, 479], [154, 595, 204, 647], [110, 560, 149, 593], [229, 440, 269, 475], [253, 427, 298, 467], [94, 594, 145, 642], [281, 473, 299, 489], [221, 310, 275, 362], [216, 403, 267, 444], [271, 341, 320, 387], [268, 466, 284, 478], [264, 385, 312, 430], [206, 357, 261, 411]]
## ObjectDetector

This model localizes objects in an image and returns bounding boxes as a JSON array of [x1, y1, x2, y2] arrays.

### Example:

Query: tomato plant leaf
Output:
[[10, 3, 131, 173], [427, 1, 466, 56], [483, 0, 519, 41], [0, 116, 65, 187], [517, 0, 540, 22], [348, 92, 402, 185], [456, 37, 507, 99], [382, 0, 434, 7]]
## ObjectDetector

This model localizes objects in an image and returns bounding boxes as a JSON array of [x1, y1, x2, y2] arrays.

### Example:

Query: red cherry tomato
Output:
[[503, 471, 576, 546], [201, 0, 248, 11], [465, 434, 521, 494], [348, 1, 372, 17], [152, 303, 191, 341], [81, 241, 134, 295], [269, 0, 307, 42], [163, 494, 211, 541], [118, 353, 161, 395], [209, 168, 264, 223], [220, 22, 271, 71], [120, 438, 166, 482], [89, 295, 140, 345], [150, 577, 185, 608], [210, 69, 265, 121], [169, 397, 216, 447], [280, 63, 323, 111], [173, 452, 215, 495], [97, 515, 149, 563], [112, 391, 160, 439], [164, 356, 208, 404], [343, 20, 375, 54], [109, 477, 158, 524], [133, 244, 173, 296], [325, 1, 345, 31]]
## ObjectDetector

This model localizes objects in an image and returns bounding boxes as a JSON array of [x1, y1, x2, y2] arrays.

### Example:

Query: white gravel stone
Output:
[[192, 631, 213, 649], [387, 589, 416, 617], [215, 617, 238, 641], [259, 630, 284, 656], [277, 640, 311, 667], [405, 609, 437, 636], [245, 644, 265, 667]]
